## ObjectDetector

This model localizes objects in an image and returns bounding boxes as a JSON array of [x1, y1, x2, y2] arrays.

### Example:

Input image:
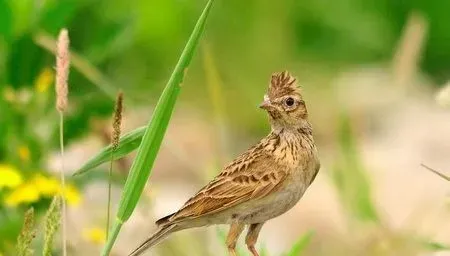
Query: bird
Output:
[[128, 71, 320, 256]]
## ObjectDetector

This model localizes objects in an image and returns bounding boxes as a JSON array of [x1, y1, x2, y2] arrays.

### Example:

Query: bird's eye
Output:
[[285, 97, 295, 107]]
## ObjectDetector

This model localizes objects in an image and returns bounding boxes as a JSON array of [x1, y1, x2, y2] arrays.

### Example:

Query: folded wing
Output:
[[160, 145, 288, 224]]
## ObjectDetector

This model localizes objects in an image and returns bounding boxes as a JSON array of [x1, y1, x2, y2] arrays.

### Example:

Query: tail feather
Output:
[[128, 224, 177, 256]]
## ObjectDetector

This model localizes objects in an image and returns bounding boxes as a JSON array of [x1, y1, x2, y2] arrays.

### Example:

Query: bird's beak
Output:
[[259, 99, 273, 110]]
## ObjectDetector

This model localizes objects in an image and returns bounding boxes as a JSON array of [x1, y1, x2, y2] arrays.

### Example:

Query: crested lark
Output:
[[129, 71, 320, 256]]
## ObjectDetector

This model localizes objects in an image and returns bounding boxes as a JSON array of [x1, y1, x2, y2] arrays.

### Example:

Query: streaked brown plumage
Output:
[[129, 71, 320, 256]]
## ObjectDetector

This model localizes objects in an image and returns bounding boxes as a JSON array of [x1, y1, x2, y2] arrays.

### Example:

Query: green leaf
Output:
[[73, 126, 145, 176], [285, 231, 314, 256], [101, 1, 215, 255]]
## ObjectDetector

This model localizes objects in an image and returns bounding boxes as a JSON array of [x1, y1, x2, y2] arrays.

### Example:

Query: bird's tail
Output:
[[128, 224, 178, 256]]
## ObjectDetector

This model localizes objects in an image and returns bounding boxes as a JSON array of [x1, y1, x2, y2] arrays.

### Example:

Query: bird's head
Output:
[[260, 71, 309, 130]]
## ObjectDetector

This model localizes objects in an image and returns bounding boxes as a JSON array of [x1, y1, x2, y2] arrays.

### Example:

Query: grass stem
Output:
[[106, 158, 113, 239], [59, 111, 67, 256]]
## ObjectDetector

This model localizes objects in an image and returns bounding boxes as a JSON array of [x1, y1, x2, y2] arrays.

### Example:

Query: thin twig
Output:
[[421, 163, 450, 181]]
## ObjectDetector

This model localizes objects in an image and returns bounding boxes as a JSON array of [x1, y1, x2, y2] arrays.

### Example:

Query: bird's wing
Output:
[[162, 142, 288, 224]]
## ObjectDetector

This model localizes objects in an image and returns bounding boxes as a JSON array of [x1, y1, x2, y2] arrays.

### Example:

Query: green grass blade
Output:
[[101, 1, 214, 255], [331, 113, 379, 222], [73, 126, 146, 176], [285, 231, 314, 256]]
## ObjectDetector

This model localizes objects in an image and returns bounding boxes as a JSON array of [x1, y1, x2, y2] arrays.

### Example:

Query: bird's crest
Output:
[[268, 71, 301, 99]]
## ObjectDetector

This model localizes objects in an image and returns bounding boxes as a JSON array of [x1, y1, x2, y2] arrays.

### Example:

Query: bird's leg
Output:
[[245, 223, 264, 256], [226, 222, 245, 256]]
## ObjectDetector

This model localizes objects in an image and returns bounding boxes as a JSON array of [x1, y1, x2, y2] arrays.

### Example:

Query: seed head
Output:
[[112, 92, 124, 151], [55, 29, 70, 112]]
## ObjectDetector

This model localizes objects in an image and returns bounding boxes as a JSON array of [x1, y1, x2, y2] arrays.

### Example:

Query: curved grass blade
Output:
[[101, 1, 215, 255], [73, 126, 145, 176]]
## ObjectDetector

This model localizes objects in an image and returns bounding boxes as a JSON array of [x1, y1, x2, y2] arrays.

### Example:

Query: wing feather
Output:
[[164, 145, 288, 223]]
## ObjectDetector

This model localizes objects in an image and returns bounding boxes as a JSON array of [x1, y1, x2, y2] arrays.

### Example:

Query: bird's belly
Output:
[[236, 180, 307, 224]]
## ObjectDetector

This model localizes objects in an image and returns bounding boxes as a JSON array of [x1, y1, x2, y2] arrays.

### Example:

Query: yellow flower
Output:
[[33, 174, 82, 206], [35, 67, 54, 93], [18, 145, 31, 162], [32, 174, 60, 196], [61, 184, 82, 206], [0, 164, 23, 189], [2, 171, 83, 207], [83, 227, 106, 245], [4, 183, 40, 206]]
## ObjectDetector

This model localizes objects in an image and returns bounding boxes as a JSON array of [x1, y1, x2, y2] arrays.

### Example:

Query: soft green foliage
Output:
[[73, 126, 145, 176], [259, 246, 269, 256], [331, 113, 379, 222], [101, 1, 215, 255], [284, 231, 314, 256], [43, 196, 62, 256], [0, 0, 124, 249], [34, 30, 117, 100], [2, 0, 450, 255], [16, 208, 35, 256], [424, 241, 450, 251]]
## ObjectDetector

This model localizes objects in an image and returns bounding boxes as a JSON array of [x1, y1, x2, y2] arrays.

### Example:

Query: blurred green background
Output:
[[1, 0, 450, 255]]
